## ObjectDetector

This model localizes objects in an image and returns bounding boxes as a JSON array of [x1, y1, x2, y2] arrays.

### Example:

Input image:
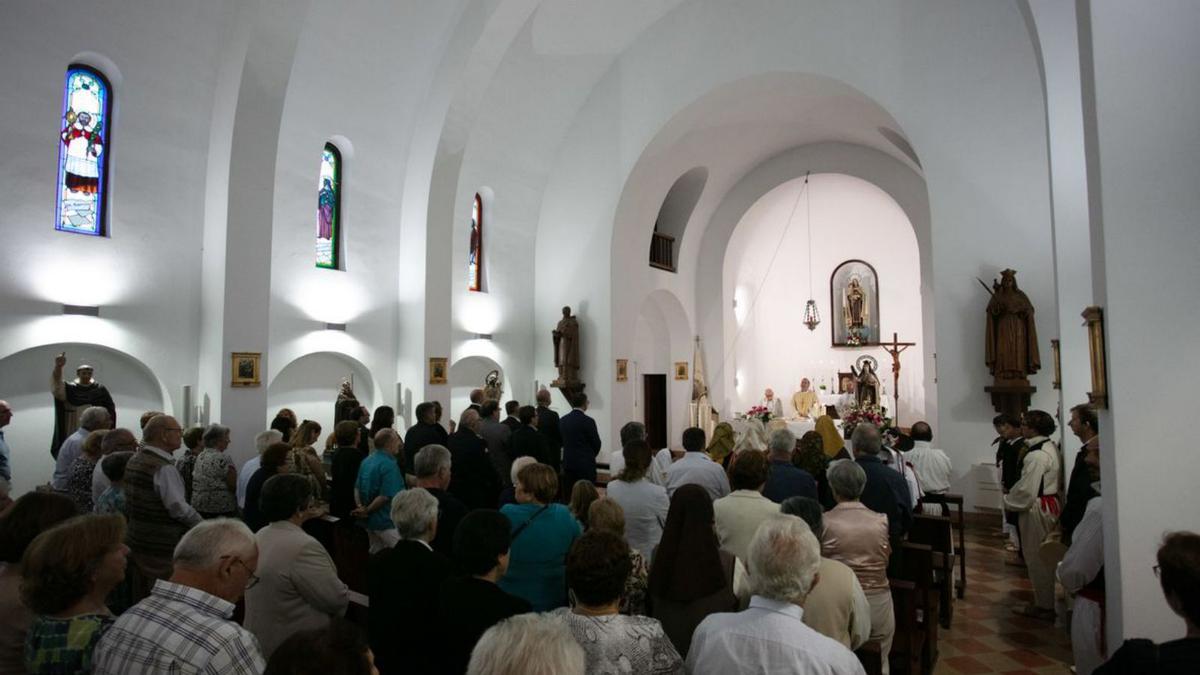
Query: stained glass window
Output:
[[316, 143, 342, 269], [468, 193, 483, 291], [56, 65, 112, 236]]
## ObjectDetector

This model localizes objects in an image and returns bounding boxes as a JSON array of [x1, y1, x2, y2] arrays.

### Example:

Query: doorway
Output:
[[643, 374, 667, 450]]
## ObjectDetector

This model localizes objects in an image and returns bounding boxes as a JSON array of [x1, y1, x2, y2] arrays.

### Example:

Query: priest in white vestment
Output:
[[791, 379, 820, 419], [759, 389, 784, 418]]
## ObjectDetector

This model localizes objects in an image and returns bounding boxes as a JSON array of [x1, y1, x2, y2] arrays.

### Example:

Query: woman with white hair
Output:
[[686, 515, 864, 674], [191, 424, 238, 518], [821, 459, 893, 673], [469, 613, 585, 675]]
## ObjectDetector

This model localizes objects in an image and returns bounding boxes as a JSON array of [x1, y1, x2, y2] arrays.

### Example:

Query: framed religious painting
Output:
[[231, 353, 261, 387], [674, 361, 689, 381], [429, 357, 448, 385], [616, 359, 628, 382], [830, 259, 880, 347]]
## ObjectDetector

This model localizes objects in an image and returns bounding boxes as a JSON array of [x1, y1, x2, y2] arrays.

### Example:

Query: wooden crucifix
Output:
[[881, 332, 916, 425]]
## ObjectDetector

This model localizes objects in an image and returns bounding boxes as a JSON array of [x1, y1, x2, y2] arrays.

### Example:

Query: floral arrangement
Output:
[[738, 405, 775, 425], [841, 402, 890, 435]]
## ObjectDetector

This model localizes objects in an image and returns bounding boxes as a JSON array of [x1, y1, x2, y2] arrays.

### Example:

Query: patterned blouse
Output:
[[25, 612, 113, 675], [94, 487, 126, 517], [291, 446, 327, 502], [191, 449, 237, 515], [622, 549, 649, 616], [551, 610, 684, 674], [66, 457, 97, 513]]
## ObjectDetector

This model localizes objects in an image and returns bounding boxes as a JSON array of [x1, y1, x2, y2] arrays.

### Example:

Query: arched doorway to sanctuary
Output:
[[721, 173, 926, 426]]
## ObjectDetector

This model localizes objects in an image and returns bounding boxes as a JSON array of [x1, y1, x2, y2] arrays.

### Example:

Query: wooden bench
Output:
[[891, 541, 940, 674], [908, 514, 956, 629], [920, 492, 966, 598], [854, 640, 884, 675]]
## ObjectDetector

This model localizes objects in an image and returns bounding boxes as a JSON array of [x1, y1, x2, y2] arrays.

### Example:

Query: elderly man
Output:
[[93, 519, 264, 674], [1060, 403, 1099, 546], [1003, 409, 1062, 621], [237, 429, 282, 510], [91, 427, 138, 503], [125, 414, 202, 601], [413, 444, 468, 556], [763, 428, 818, 503], [852, 424, 912, 539], [448, 408, 500, 509], [665, 427, 730, 500], [467, 389, 485, 413], [535, 388, 563, 473], [353, 428, 406, 554], [0, 400, 13, 483], [759, 388, 784, 418], [369, 488, 451, 674], [782, 496, 872, 650], [479, 400, 514, 487], [822, 460, 894, 673], [403, 402, 449, 474], [905, 421, 952, 496], [52, 405, 110, 490], [1058, 435, 1105, 675], [687, 514, 866, 674]]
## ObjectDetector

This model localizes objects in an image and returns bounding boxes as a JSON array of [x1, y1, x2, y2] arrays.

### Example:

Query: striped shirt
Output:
[[93, 580, 263, 674]]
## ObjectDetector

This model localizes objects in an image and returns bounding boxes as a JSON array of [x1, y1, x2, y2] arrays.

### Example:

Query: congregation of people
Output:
[[0, 377, 1197, 675]]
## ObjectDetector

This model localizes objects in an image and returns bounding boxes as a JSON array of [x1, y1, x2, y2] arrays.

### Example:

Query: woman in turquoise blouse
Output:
[[499, 463, 582, 611]]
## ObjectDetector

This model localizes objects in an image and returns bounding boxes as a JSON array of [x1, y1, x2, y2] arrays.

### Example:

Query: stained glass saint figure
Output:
[[316, 143, 341, 268], [468, 193, 482, 291], [56, 66, 112, 236]]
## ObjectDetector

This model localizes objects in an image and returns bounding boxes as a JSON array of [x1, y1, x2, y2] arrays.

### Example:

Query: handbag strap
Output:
[[511, 504, 551, 541]]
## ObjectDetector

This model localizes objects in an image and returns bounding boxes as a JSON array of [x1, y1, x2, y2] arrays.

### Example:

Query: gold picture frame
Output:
[[1082, 307, 1108, 408], [1051, 339, 1061, 390], [231, 352, 261, 387], [674, 361, 689, 381], [616, 359, 628, 382], [428, 357, 448, 385]]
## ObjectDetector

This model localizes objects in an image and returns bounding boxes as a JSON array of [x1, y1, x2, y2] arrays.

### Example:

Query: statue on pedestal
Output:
[[849, 357, 880, 408], [51, 352, 116, 458], [552, 306, 583, 398], [983, 269, 1040, 415]]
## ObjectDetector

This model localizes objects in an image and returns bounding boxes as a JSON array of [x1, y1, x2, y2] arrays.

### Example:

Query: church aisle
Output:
[[933, 514, 1073, 674]]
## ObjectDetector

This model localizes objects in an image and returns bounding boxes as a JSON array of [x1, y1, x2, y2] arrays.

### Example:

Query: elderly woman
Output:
[[244, 474, 349, 660], [499, 463, 582, 611], [0, 494, 78, 673], [66, 429, 107, 512], [469, 614, 585, 675], [22, 514, 129, 674], [94, 451, 133, 516], [605, 440, 669, 561], [588, 498, 649, 615], [191, 424, 239, 518], [290, 420, 328, 501], [822, 459, 893, 672], [243, 442, 293, 533], [794, 430, 834, 508], [552, 530, 684, 673], [176, 426, 205, 502]]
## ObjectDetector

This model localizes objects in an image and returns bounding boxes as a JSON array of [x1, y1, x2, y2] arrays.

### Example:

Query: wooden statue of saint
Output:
[[51, 352, 115, 459], [849, 359, 880, 408], [985, 269, 1040, 384], [552, 306, 581, 386]]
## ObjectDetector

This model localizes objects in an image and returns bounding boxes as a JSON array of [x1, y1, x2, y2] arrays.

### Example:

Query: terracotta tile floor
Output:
[[932, 514, 1073, 674]]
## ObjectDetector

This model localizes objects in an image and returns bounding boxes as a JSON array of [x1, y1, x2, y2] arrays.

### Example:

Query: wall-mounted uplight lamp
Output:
[[473, 333, 494, 341], [63, 304, 100, 317], [324, 322, 347, 331]]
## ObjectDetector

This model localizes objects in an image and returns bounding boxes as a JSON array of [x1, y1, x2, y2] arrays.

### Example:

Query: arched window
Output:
[[316, 142, 342, 269], [468, 193, 483, 292], [56, 64, 113, 236]]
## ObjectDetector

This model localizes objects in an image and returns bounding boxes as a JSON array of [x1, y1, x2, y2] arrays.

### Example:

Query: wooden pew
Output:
[[908, 514, 955, 629], [921, 493, 966, 598], [891, 541, 940, 675], [855, 640, 884, 675]]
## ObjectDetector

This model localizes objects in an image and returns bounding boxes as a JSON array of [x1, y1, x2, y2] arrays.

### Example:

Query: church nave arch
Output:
[[448, 354, 504, 422], [267, 351, 377, 440]]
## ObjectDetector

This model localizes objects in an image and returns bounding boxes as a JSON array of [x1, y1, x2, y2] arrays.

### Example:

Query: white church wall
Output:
[[530, 0, 1055, 511], [265, 351, 375, 450], [723, 174, 925, 424], [1083, 0, 1200, 645], [0, 1, 233, 490]]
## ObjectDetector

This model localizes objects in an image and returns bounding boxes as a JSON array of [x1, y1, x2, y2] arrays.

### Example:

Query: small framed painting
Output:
[[231, 353, 261, 387], [674, 361, 689, 381], [429, 357, 448, 385], [616, 359, 628, 382]]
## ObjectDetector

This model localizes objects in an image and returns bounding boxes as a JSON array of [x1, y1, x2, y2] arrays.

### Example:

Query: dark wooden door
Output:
[[643, 374, 668, 450]]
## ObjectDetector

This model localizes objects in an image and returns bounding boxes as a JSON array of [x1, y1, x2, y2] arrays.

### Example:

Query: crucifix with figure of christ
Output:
[[882, 332, 916, 426]]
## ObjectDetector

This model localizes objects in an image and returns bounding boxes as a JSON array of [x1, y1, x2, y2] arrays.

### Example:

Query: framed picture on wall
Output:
[[616, 359, 628, 382], [830, 259, 881, 347], [429, 357, 448, 385], [231, 352, 261, 387], [674, 361, 689, 381]]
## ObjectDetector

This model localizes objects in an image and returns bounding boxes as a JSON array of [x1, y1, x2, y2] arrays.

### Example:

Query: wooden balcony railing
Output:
[[649, 231, 676, 272]]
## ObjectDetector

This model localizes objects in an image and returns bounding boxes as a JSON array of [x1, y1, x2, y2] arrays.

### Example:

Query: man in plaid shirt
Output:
[[93, 518, 264, 674]]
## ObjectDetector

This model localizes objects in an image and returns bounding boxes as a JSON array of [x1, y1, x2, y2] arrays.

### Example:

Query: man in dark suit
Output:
[[412, 444, 469, 558], [368, 488, 451, 674], [852, 424, 912, 539], [535, 389, 562, 473], [328, 420, 367, 519], [509, 406, 551, 465], [501, 400, 521, 432], [437, 510, 532, 675], [403, 402, 449, 474], [446, 409, 500, 509], [466, 389, 484, 414], [1060, 403, 1099, 546], [560, 392, 602, 491]]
